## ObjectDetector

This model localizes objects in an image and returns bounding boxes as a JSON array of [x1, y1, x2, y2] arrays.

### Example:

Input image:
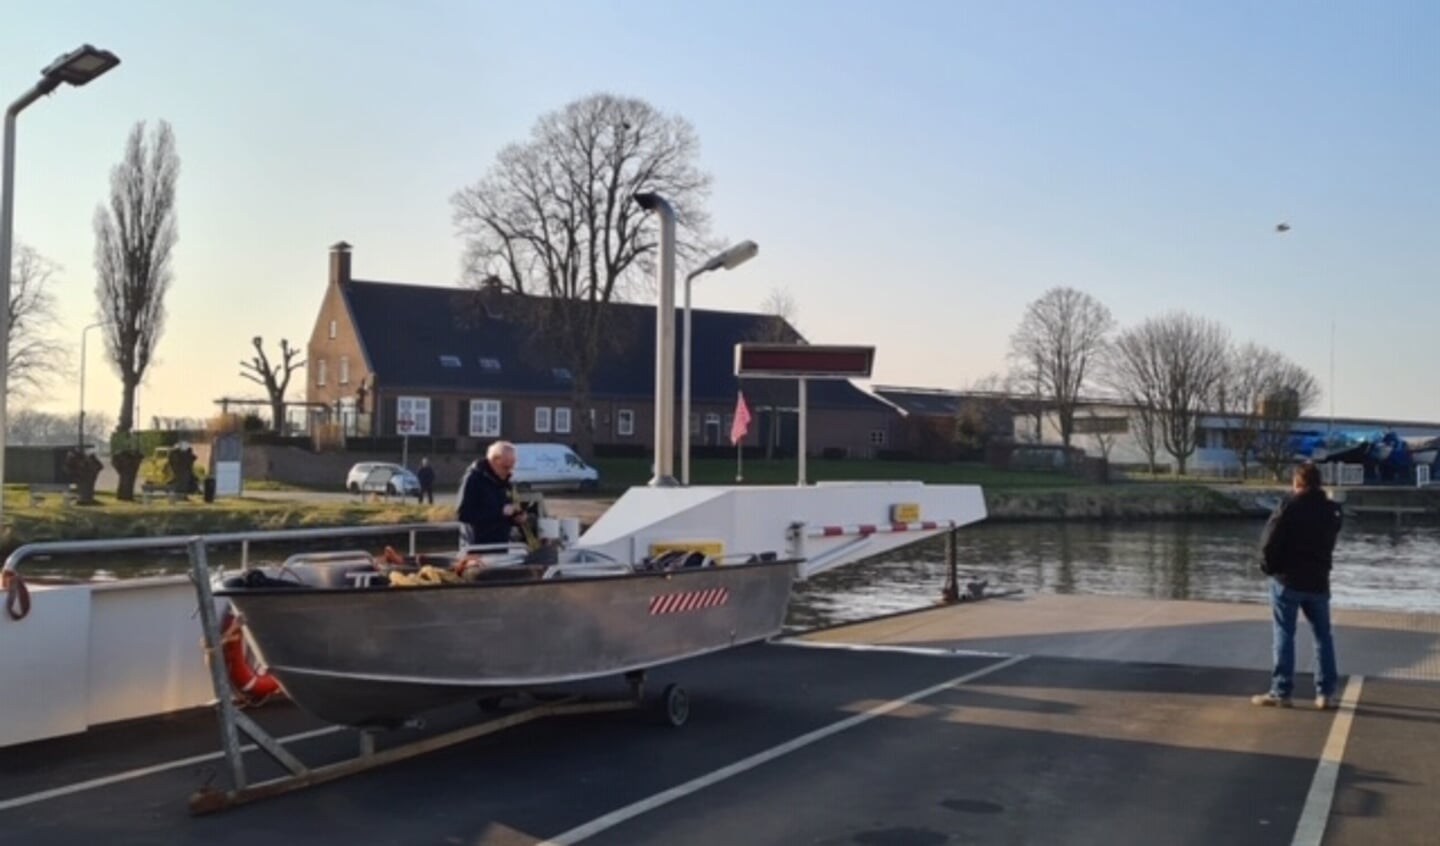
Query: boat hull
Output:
[[220, 561, 794, 727]]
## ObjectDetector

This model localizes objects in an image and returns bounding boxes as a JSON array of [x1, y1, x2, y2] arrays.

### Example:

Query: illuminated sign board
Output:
[[734, 344, 876, 379]]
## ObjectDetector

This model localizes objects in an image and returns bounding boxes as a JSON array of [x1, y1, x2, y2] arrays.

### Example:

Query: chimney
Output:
[[329, 241, 352, 287]]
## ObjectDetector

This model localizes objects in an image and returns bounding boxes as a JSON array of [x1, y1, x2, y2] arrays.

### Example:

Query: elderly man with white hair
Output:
[[456, 440, 527, 546]]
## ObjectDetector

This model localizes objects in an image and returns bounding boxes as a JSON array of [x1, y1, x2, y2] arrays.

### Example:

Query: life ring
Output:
[[220, 607, 281, 702]]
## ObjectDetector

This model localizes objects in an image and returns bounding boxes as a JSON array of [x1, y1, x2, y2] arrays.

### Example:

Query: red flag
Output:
[[730, 391, 752, 446]]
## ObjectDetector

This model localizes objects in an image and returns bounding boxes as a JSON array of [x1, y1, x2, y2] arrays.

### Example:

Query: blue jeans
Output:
[[1269, 579, 1339, 698]]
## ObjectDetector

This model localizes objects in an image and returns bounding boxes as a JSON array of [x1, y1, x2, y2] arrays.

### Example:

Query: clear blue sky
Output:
[[3, 0, 1437, 424]]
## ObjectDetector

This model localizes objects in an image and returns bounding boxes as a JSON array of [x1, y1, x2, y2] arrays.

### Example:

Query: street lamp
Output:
[[634, 192, 679, 487], [1, 44, 120, 522], [681, 240, 758, 485], [78, 321, 111, 448]]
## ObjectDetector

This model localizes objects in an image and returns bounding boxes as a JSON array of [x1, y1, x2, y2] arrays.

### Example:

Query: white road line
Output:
[[538, 654, 1029, 846], [0, 724, 345, 812], [1291, 675, 1365, 846], [777, 638, 1016, 660]]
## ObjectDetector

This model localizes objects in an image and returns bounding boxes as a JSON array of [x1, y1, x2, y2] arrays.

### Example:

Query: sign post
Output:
[[733, 343, 875, 486], [398, 417, 413, 470]]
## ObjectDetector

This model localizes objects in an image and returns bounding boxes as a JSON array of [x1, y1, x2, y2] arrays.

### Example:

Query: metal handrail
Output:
[[2, 521, 467, 574]]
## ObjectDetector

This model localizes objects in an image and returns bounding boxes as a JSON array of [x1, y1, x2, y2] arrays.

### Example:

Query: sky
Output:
[[1, 0, 1437, 426]]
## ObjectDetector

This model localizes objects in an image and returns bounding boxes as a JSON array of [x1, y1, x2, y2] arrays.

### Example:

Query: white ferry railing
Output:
[[2, 521, 467, 575]]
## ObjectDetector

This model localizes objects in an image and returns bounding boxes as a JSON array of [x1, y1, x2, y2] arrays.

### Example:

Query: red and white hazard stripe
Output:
[[804, 520, 949, 539], [648, 587, 730, 615]]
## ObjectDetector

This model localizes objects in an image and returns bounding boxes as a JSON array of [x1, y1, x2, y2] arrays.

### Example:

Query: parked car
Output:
[[346, 462, 421, 496], [510, 443, 600, 492]]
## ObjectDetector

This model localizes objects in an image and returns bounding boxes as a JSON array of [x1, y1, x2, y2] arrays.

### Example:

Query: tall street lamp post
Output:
[[78, 321, 110, 448], [633, 192, 679, 487], [681, 241, 758, 485], [1, 44, 120, 524]]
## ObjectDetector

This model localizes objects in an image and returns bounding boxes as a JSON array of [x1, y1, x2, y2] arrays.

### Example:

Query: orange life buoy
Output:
[[220, 607, 281, 702]]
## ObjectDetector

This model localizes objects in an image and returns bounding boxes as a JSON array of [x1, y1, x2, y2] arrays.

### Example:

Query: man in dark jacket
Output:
[[1253, 461, 1344, 710], [457, 441, 526, 546]]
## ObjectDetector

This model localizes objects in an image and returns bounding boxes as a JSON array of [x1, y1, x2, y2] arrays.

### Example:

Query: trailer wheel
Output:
[[660, 684, 689, 727]]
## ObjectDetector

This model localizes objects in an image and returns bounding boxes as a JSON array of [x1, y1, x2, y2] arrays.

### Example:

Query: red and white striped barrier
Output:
[[648, 587, 730, 616], [803, 520, 951, 539]]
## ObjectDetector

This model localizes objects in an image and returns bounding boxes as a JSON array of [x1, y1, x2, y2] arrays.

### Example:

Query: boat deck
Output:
[[3, 594, 1438, 845]]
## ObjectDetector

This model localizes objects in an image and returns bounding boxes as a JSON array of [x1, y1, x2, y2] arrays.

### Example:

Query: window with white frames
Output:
[[317, 359, 327, 386], [868, 429, 887, 446], [617, 409, 635, 437], [339, 355, 350, 385], [534, 407, 552, 433], [469, 399, 501, 437], [328, 319, 336, 339], [396, 396, 431, 435], [555, 407, 572, 434]]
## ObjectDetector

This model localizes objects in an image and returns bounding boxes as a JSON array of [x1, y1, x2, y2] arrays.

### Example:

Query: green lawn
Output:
[[589, 457, 1090, 492]]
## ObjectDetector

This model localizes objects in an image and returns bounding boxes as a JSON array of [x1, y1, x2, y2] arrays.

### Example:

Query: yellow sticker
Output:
[[891, 503, 921, 523]]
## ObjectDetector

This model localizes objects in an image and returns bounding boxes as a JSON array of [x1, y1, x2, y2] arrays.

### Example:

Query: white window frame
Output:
[[396, 396, 431, 436], [328, 319, 336, 339], [339, 355, 350, 385], [534, 407, 552, 434], [617, 409, 635, 437], [316, 359, 327, 386], [554, 407, 572, 434], [469, 399, 502, 437]]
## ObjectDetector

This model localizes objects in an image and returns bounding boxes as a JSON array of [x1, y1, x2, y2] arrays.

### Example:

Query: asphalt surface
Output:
[[3, 638, 1433, 846]]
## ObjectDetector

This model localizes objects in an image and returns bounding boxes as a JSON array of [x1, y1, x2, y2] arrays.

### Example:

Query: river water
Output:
[[787, 518, 1440, 630], [19, 518, 1440, 631]]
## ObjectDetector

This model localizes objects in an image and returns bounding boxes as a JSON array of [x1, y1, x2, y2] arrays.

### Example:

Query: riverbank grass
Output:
[[1, 485, 447, 552]]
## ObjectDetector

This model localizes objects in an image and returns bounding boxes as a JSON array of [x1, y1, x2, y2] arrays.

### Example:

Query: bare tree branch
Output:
[[93, 119, 179, 440], [1103, 312, 1228, 475], [6, 244, 68, 398], [451, 94, 713, 458], [239, 336, 306, 433], [1008, 287, 1114, 451]]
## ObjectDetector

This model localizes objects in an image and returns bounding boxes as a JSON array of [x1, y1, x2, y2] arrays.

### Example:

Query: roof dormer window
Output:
[[439, 355, 462, 368], [479, 357, 501, 371], [552, 367, 572, 383]]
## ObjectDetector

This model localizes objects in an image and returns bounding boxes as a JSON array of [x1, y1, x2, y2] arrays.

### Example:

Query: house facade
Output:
[[306, 243, 897, 456]]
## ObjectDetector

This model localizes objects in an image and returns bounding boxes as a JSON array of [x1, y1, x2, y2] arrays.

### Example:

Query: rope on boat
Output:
[[2, 571, 30, 621]]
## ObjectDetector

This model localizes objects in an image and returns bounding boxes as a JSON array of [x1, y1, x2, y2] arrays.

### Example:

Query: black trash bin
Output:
[[203, 476, 217, 503]]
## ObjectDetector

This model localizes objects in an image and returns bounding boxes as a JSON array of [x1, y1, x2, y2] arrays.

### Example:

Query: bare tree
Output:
[[1008, 288, 1114, 451], [1255, 360, 1321, 480], [239, 336, 305, 433], [94, 120, 179, 437], [452, 94, 712, 458], [1102, 331, 1164, 475], [4, 408, 113, 447], [748, 288, 804, 459], [1083, 408, 1119, 464], [1216, 343, 1284, 480], [7, 244, 68, 398], [1105, 313, 1228, 475]]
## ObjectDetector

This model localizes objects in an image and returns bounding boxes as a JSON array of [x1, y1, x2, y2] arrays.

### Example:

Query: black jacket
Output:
[[1260, 488, 1343, 594], [456, 460, 515, 545], [416, 465, 435, 490]]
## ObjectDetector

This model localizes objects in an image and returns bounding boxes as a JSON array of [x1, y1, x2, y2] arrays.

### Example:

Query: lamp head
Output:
[[41, 44, 120, 88]]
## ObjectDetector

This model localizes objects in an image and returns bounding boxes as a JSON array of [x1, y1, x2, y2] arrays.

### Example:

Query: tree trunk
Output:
[[270, 399, 285, 434], [117, 375, 139, 433], [113, 451, 142, 501]]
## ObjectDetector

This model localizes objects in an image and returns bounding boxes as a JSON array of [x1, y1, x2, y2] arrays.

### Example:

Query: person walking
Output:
[[416, 457, 435, 505], [1252, 461, 1344, 710]]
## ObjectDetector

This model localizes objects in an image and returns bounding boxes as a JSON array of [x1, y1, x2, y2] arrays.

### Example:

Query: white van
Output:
[[510, 443, 600, 492]]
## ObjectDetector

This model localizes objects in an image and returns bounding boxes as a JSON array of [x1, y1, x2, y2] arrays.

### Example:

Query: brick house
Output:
[[307, 243, 897, 456]]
